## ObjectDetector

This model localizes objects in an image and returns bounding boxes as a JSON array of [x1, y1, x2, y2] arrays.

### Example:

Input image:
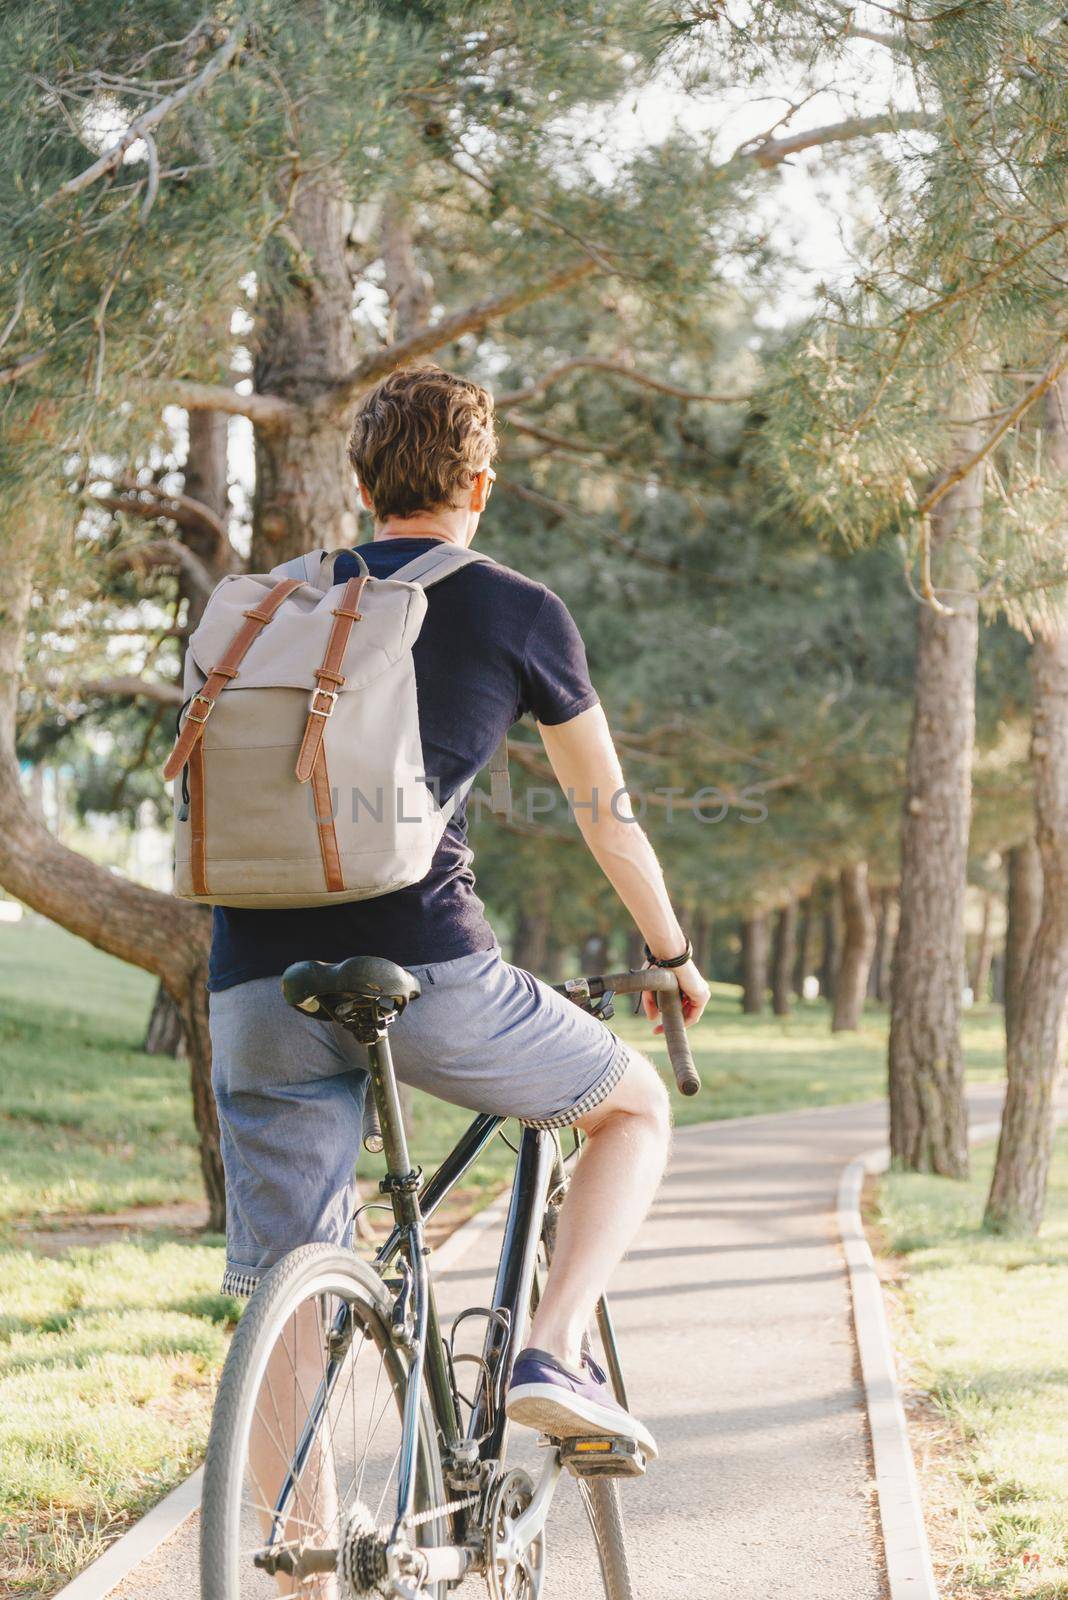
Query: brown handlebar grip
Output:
[[572, 969, 701, 1096], [658, 987, 701, 1096]]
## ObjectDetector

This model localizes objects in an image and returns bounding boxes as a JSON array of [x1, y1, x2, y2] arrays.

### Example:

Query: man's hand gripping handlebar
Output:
[[560, 969, 701, 1098]]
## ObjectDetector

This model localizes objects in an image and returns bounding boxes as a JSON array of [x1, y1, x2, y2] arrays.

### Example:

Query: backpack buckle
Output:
[[186, 693, 215, 725], [309, 687, 338, 718]]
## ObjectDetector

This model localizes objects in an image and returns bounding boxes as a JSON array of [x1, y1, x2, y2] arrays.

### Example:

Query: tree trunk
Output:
[[1004, 838, 1043, 1043], [985, 376, 1068, 1233], [832, 862, 876, 1032], [868, 889, 885, 999], [513, 882, 551, 973], [970, 891, 995, 1005], [771, 899, 797, 1017], [0, 506, 224, 1228], [144, 984, 184, 1057], [870, 887, 896, 1003], [888, 388, 986, 1177], [793, 894, 813, 998], [180, 407, 234, 622], [382, 205, 435, 340], [819, 888, 841, 1003], [740, 913, 769, 1014], [251, 179, 361, 568], [985, 634, 1068, 1231], [141, 404, 235, 1048], [692, 908, 712, 976]]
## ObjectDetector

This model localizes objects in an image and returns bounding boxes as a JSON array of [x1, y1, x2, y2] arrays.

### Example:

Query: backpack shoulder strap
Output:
[[388, 544, 495, 588], [388, 544, 510, 814], [439, 732, 511, 822]]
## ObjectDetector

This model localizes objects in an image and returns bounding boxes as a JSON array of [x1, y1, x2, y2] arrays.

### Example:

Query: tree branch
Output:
[[825, 2, 913, 52], [76, 674, 184, 707], [743, 110, 935, 169], [154, 379, 299, 430], [91, 484, 228, 547], [0, 349, 49, 387], [46, 30, 243, 205], [106, 536, 217, 599], [321, 260, 600, 418], [495, 357, 749, 409], [506, 413, 627, 458], [917, 334, 1068, 526]]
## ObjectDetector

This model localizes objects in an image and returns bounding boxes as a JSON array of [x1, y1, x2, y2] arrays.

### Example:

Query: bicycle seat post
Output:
[[346, 1010, 418, 1225]]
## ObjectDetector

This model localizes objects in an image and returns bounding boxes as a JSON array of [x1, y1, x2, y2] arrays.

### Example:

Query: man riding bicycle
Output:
[[207, 363, 710, 1465]]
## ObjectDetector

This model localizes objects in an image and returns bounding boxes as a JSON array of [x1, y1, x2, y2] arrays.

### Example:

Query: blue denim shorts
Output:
[[209, 946, 629, 1296]]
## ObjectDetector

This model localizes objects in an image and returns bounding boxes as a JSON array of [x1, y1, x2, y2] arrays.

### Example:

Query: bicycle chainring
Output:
[[485, 1467, 545, 1600]]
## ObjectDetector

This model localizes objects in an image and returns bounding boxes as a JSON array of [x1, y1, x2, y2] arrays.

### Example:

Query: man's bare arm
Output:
[[537, 704, 710, 1025]]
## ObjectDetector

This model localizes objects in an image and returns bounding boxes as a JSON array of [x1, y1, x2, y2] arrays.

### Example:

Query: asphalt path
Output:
[[106, 1090, 1011, 1600]]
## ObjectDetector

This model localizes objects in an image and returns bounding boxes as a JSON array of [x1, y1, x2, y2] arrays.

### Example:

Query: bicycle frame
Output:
[[264, 1017, 567, 1579], [365, 1020, 561, 1540]]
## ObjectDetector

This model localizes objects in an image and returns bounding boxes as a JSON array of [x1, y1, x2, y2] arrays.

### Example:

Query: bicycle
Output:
[[200, 955, 700, 1600]]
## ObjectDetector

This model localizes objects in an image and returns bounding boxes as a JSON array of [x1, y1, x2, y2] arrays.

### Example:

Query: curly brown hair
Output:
[[347, 364, 498, 520]]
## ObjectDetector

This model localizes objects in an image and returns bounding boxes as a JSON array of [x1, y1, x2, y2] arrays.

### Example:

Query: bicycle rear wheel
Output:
[[201, 1242, 447, 1600]]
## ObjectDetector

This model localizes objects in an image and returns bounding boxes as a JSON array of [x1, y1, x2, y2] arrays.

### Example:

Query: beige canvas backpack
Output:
[[163, 544, 509, 908]]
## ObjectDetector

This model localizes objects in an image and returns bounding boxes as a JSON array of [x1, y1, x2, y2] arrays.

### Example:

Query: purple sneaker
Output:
[[505, 1347, 658, 1459]]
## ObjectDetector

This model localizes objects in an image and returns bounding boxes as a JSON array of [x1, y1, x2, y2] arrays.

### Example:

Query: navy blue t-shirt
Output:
[[208, 538, 598, 990]]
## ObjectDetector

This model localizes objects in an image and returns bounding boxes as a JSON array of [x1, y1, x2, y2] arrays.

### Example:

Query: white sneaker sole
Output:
[[505, 1382, 658, 1459]]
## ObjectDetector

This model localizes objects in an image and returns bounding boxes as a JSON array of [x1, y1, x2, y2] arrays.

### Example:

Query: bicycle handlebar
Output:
[[592, 969, 701, 1097], [361, 966, 702, 1154]]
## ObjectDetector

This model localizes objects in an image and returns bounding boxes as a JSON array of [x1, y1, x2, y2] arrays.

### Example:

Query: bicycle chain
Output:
[[389, 1490, 481, 1534]]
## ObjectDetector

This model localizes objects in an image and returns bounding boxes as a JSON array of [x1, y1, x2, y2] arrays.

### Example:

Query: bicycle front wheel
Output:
[[201, 1242, 447, 1600]]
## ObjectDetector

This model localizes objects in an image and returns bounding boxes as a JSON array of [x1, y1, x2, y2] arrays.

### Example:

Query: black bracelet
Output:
[[643, 938, 693, 969]]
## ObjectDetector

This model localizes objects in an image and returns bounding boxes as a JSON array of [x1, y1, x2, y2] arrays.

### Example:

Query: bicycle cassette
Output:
[[337, 1501, 388, 1598]]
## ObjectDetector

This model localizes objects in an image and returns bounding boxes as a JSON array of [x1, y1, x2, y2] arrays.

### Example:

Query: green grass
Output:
[[0, 917, 1008, 1595], [0, 1242, 233, 1597], [878, 1133, 1068, 1598], [622, 983, 1006, 1126], [0, 922, 198, 1222]]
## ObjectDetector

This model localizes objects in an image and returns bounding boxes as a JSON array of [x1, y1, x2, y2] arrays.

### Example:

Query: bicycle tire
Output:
[[201, 1242, 448, 1600], [537, 1189, 636, 1600], [579, 1478, 636, 1600]]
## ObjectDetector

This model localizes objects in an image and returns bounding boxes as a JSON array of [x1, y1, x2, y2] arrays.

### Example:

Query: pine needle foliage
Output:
[[749, 3, 1068, 623]]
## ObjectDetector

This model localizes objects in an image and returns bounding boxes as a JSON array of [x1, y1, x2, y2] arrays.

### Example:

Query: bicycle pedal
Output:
[[558, 1435, 647, 1478]]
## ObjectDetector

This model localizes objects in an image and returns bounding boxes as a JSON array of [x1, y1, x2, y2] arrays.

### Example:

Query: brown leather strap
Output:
[[295, 576, 367, 784], [310, 744, 344, 892], [188, 741, 208, 896], [163, 578, 302, 782]]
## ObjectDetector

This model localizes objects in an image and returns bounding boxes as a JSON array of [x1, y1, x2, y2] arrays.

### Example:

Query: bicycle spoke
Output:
[[372, 1437, 404, 1523], [235, 1290, 413, 1597]]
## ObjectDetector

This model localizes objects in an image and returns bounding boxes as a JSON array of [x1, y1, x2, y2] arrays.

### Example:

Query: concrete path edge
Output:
[[837, 1120, 1002, 1600]]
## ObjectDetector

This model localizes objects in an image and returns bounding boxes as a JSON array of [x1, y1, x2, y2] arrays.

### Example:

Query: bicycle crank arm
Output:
[[503, 1450, 563, 1559]]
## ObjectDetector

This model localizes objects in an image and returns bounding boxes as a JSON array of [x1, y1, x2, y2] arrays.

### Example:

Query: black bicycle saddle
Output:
[[281, 955, 421, 1016]]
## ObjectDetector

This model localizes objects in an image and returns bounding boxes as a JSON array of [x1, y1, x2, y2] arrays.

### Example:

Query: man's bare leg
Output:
[[248, 1301, 340, 1599], [526, 1048, 670, 1370]]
